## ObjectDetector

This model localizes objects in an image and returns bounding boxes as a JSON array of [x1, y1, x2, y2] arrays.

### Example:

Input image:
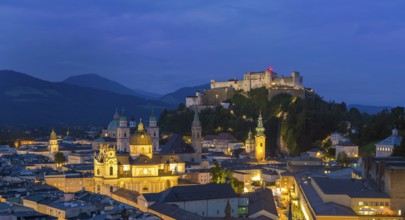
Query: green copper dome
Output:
[[149, 110, 156, 122], [107, 120, 119, 131]]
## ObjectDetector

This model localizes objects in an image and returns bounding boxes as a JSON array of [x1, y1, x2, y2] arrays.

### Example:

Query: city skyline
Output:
[[1, 1, 405, 106]]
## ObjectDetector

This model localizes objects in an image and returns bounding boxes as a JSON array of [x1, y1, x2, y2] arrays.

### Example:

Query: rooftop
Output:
[[247, 188, 278, 217], [148, 203, 203, 220], [312, 177, 389, 198], [376, 129, 402, 146], [144, 184, 237, 203]]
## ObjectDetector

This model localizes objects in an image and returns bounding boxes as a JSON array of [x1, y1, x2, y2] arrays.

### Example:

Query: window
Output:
[[97, 169, 100, 175], [110, 166, 113, 176], [359, 201, 364, 205], [110, 186, 113, 193]]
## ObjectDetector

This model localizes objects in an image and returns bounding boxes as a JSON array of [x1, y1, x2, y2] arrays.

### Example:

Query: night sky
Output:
[[1, 1, 405, 106]]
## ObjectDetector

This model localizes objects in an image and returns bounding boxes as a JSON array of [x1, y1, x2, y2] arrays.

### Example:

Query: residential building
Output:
[[376, 128, 402, 157]]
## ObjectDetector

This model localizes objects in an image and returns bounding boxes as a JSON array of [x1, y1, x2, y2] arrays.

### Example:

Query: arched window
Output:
[[110, 166, 113, 176], [110, 186, 113, 193], [96, 185, 100, 192], [141, 147, 145, 154], [149, 147, 151, 153], [154, 132, 156, 137], [97, 169, 100, 175], [260, 143, 262, 147], [124, 133, 127, 137]]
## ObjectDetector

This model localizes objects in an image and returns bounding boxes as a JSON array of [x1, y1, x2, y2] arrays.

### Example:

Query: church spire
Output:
[[50, 129, 57, 140], [256, 111, 265, 136], [113, 108, 119, 120], [192, 106, 201, 127], [248, 129, 253, 139], [138, 118, 144, 131], [120, 107, 127, 121]]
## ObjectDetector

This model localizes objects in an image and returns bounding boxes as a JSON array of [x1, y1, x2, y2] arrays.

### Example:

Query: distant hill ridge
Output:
[[348, 104, 392, 114], [63, 74, 161, 100], [0, 70, 167, 127], [159, 83, 210, 105]]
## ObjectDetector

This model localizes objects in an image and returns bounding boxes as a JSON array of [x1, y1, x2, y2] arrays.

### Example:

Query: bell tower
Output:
[[192, 107, 202, 162], [49, 129, 59, 154], [245, 129, 255, 153], [147, 110, 160, 152], [255, 112, 266, 161], [117, 108, 130, 152]]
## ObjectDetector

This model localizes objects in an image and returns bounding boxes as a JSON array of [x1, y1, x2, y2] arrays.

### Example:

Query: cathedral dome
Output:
[[130, 121, 152, 145], [107, 120, 119, 131]]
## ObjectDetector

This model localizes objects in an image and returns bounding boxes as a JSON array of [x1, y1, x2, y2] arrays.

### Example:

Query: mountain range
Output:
[[0, 70, 168, 127], [159, 83, 210, 105], [0, 70, 392, 127], [63, 74, 161, 99], [0, 70, 210, 127]]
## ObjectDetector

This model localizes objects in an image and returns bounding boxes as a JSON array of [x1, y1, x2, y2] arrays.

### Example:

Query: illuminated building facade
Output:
[[254, 113, 266, 161], [210, 68, 303, 92], [94, 122, 185, 196]]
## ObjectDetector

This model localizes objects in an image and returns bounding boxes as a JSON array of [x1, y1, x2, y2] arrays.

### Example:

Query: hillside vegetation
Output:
[[159, 88, 405, 155]]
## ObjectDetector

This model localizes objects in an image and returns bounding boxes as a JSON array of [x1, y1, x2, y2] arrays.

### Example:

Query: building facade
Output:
[[94, 122, 185, 196], [255, 113, 266, 161], [210, 68, 303, 92]]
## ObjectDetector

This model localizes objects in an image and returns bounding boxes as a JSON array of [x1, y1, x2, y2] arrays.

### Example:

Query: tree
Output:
[[336, 151, 349, 166], [210, 161, 244, 194], [392, 139, 405, 157], [54, 151, 66, 165]]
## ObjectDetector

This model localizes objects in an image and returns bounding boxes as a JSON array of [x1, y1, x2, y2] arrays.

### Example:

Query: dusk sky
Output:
[[1, 1, 405, 106]]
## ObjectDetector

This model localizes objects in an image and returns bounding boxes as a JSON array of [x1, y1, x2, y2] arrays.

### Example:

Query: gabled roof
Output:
[[376, 129, 402, 146], [144, 184, 237, 203], [148, 203, 203, 220], [160, 134, 195, 154], [247, 188, 278, 217], [112, 188, 140, 202]]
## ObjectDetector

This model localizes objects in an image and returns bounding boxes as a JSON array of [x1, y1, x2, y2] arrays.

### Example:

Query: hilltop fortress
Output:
[[210, 68, 303, 92], [186, 68, 311, 107]]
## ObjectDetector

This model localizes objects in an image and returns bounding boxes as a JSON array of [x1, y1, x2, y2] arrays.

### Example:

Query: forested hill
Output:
[[159, 88, 405, 155], [0, 70, 167, 127]]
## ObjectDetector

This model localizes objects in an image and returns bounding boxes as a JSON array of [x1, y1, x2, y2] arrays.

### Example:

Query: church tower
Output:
[[245, 129, 255, 153], [147, 110, 160, 152], [255, 112, 266, 161], [117, 108, 130, 152], [49, 129, 59, 154], [192, 107, 202, 162]]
